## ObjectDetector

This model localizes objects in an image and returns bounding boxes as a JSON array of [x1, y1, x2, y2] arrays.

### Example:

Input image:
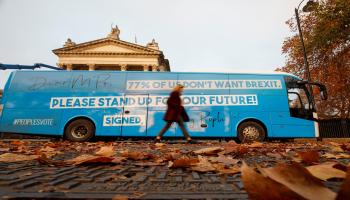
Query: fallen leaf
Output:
[[329, 145, 344, 152], [221, 146, 236, 154], [336, 166, 350, 200], [266, 152, 283, 159], [21, 172, 33, 177], [155, 143, 166, 148], [191, 156, 216, 172], [285, 148, 292, 153], [112, 195, 128, 200], [168, 157, 199, 168], [297, 150, 319, 164], [236, 146, 249, 155], [241, 162, 304, 200], [164, 152, 182, 161], [293, 157, 303, 163], [246, 142, 264, 148], [340, 144, 350, 152], [193, 147, 223, 155], [37, 146, 62, 158], [226, 140, 238, 145], [154, 158, 167, 164], [222, 146, 249, 155], [40, 146, 56, 152], [328, 142, 341, 146], [0, 147, 10, 152], [221, 140, 238, 152], [45, 142, 60, 148], [10, 140, 25, 146], [111, 157, 127, 164], [214, 164, 240, 174], [307, 162, 347, 181], [36, 153, 66, 166], [130, 192, 146, 199], [0, 153, 39, 162], [121, 151, 154, 160], [95, 146, 115, 157], [38, 185, 56, 193], [208, 155, 240, 165], [66, 154, 114, 165], [9, 140, 28, 153], [323, 153, 350, 159], [134, 161, 165, 166], [259, 162, 336, 200]]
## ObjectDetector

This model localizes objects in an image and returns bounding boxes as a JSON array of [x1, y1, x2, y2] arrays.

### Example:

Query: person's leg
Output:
[[156, 122, 172, 141], [177, 117, 192, 141]]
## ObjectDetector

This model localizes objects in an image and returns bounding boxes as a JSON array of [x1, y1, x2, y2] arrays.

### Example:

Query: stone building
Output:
[[52, 26, 170, 71]]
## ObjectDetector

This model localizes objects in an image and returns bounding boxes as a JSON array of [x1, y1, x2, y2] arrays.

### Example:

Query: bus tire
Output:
[[238, 121, 265, 143], [65, 119, 95, 142]]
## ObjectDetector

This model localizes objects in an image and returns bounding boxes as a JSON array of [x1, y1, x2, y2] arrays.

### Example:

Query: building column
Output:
[[57, 63, 64, 69], [159, 65, 165, 72], [120, 64, 127, 71], [88, 64, 95, 71], [151, 65, 158, 72], [143, 65, 149, 71], [66, 64, 73, 71]]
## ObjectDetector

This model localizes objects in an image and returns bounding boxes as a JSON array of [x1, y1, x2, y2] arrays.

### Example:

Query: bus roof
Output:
[[13, 70, 300, 76], [9, 70, 301, 80], [171, 71, 300, 79]]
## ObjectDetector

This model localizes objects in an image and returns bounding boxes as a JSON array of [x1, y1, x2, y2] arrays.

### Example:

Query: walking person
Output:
[[155, 84, 194, 143]]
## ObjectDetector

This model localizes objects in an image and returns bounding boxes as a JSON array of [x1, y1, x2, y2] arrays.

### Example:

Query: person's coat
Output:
[[163, 91, 190, 122]]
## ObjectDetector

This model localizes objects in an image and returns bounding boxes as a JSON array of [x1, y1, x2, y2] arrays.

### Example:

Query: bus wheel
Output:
[[238, 122, 265, 143], [65, 119, 95, 142]]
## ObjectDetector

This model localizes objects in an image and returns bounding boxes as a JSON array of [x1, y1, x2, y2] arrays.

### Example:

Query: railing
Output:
[[319, 119, 350, 138]]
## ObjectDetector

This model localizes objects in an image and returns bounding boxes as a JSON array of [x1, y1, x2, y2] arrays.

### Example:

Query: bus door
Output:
[[270, 77, 316, 137], [122, 94, 149, 136]]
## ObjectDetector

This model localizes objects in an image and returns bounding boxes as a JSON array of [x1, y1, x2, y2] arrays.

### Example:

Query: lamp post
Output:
[[295, 0, 317, 82], [295, 0, 318, 107]]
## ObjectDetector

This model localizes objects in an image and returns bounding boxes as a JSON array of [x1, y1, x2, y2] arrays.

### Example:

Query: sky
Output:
[[0, 0, 298, 88]]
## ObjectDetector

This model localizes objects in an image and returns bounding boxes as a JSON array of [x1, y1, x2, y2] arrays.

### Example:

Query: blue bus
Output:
[[0, 70, 327, 142]]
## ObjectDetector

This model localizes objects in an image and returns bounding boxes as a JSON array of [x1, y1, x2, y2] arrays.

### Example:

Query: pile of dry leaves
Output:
[[0, 139, 349, 199]]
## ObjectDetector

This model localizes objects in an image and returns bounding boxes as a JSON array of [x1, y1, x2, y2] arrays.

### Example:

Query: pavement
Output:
[[0, 138, 349, 199]]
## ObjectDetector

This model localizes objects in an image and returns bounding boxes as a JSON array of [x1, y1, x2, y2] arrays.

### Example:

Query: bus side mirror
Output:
[[319, 84, 328, 100], [320, 90, 327, 100], [306, 81, 328, 101]]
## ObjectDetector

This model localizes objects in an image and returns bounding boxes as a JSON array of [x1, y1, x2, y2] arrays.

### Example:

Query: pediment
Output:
[[83, 44, 139, 53], [53, 38, 160, 54]]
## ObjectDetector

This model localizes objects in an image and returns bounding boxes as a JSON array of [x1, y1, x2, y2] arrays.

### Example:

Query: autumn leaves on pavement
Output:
[[0, 139, 349, 199]]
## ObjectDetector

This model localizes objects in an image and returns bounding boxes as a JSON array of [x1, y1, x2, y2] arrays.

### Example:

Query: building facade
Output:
[[52, 26, 170, 72]]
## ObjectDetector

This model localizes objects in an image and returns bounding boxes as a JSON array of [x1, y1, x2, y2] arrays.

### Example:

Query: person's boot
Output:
[[186, 138, 196, 144], [154, 136, 161, 143]]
